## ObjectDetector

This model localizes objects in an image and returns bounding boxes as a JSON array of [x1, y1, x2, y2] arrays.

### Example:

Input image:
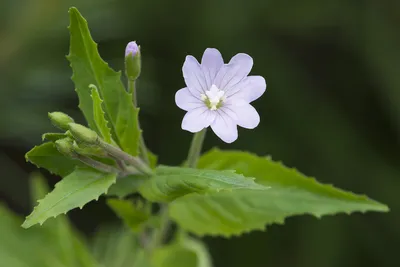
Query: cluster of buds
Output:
[[48, 112, 152, 176]]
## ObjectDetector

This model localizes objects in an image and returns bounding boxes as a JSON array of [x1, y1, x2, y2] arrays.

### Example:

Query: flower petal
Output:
[[182, 108, 216, 133], [175, 87, 204, 111], [201, 48, 224, 89], [182, 56, 208, 96], [213, 53, 253, 92], [233, 103, 260, 129], [211, 112, 238, 143], [228, 76, 266, 102]]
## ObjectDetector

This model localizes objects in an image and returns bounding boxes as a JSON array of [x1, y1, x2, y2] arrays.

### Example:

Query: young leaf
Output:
[[168, 149, 389, 237], [67, 7, 140, 155], [90, 85, 112, 143], [107, 199, 150, 232], [26, 142, 83, 177], [22, 168, 117, 228], [139, 166, 267, 202], [42, 133, 67, 142]]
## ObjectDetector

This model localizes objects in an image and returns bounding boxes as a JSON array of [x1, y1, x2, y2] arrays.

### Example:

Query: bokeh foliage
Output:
[[0, 0, 398, 267]]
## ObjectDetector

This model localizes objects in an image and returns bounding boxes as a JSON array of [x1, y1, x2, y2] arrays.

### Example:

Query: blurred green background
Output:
[[0, 0, 399, 266]]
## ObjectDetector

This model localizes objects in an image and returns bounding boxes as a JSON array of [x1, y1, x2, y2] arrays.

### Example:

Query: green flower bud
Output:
[[68, 123, 99, 144], [125, 41, 141, 81], [55, 138, 76, 157], [48, 112, 74, 131], [72, 141, 107, 157]]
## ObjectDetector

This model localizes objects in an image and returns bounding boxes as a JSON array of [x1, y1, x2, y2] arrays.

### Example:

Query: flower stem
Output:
[[186, 129, 207, 168], [128, 79, 150, 166], [128, 79, 137, 105]]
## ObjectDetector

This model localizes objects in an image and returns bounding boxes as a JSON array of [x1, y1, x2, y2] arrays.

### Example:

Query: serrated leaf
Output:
[[22, 168, 117, 228], [139, 165, 267, 202], [28, 173, 98, 267], [107, 199, 150, 232], [90, 85, 112, 143], [42, 133, 67, 142], [107, 175, 146, 198], [67, 7, 140, 155], [168, 149, 389, 237], [26, 142, 83, 177]]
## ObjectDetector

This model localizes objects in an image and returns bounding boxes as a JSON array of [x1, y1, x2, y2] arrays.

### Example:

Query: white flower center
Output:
[[200, 84, 226, 110]]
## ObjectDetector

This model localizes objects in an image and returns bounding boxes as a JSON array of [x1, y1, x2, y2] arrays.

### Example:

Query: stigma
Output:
[[201, 85, 226, 110]]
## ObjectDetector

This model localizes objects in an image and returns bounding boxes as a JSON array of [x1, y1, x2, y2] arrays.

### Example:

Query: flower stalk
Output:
[[186, 129, 207, 168]]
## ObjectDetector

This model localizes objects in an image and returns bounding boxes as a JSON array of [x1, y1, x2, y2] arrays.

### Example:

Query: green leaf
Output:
[[28, 173, 98, 267], [107, 175, 146, 198], [152, 235, 212, 267], [67, 7, 140, 156], [91, 225, 139, 267], [42, 133, 67, 142], [90, 85, 112, 143], [169, 149, 389, 237], [107, 198, 150, 232], [148, 150, 158, 169], [26, 142, 83, 177], [22, 168, 117, 228], [139, 166, 267, 202]]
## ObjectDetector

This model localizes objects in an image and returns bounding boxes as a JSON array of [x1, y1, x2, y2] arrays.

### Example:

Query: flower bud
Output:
[[48, 112, 74, 131], [72, 141, 107, 157], [68, 123, 99, 144], [55, 138, 76, 157], [125, 41, 141, 81]]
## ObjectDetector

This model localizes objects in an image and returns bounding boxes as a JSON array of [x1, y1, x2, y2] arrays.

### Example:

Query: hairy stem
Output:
[[75, 154, 119, 173], [98, 139, 152, 175], [186, 129, 207, 168]]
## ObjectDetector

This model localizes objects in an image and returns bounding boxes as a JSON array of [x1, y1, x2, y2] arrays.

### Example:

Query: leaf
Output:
[[148, 150, 158, 169], [28, 173, 98, 267], [42, 133, 67, 142], [22, 168, 117, 228], [67, 7, 140, 156], [91, 225, 139, 267], [90, 85, 112, 143], [168, 149, 389, 237], [107, 198, 150, 232], [139, 165, 267, 202], [152, 235, 212, 267], [26, 142, 83, 177], [107, 175, 146, 198]]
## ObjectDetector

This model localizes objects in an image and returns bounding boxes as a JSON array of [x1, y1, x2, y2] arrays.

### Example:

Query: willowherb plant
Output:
[[22, 7, 388, 267]]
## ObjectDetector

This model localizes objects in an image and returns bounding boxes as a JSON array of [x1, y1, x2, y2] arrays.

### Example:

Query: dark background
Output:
[[0, 0, 399, 266]]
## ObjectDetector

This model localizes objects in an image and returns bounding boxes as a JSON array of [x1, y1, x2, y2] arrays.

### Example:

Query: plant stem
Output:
[[148, 205, 170, 251], [128, 79, 137, 106], [128, 79, 150, 166], [75, 154, 119, 173], [98, 139, 152, 176], [186, 129, 207, 168]]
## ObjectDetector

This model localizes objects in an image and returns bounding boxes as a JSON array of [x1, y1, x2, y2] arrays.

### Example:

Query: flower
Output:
[[175, 48, 266, 143], [125, 41, 139, 57]]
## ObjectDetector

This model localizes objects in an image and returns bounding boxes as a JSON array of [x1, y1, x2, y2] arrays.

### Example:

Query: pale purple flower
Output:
[[125, 41, 139, 57], [175, 48, 266, 143]]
